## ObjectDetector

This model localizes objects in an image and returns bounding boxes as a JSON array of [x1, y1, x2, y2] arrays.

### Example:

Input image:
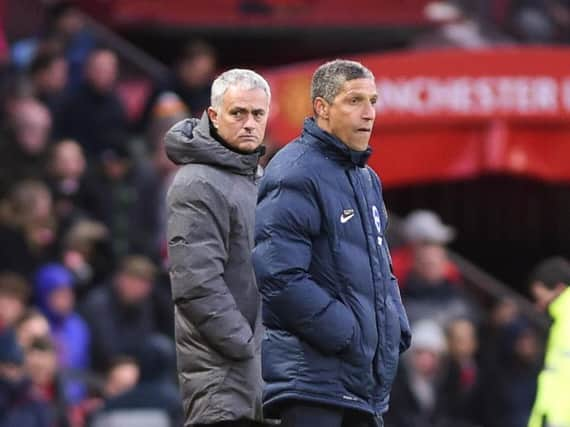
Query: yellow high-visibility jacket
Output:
[[528, 287, 570, 427]]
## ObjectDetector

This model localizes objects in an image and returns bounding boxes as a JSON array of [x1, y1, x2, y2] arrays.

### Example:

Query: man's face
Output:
[[26, 349, 57, 387], [37, 58, 68, 93], [52, 141, 86, 180], [0, 295, 25, 329], [85, 51, 118, 93], [12, 101, 52, 155], [47, 287, 74, 316], [178, 54, 216, 88], [115, 274, 152, 305], [316, 78, 377, 151], [412, 243, 448, 284], [208, 86, 269, 153]]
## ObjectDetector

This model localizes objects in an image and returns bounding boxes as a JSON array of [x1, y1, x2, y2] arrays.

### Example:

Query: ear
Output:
[[207, 107, 219, 128], [313, 97, 329, 120]]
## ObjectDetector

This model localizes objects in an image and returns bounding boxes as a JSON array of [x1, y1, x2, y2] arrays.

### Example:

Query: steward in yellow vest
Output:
[[528, 257, 570, 427]]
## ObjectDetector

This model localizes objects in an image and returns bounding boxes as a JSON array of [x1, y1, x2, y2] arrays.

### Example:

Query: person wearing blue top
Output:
[[34, 263, 90, 404], [253, 59, 412, 427]]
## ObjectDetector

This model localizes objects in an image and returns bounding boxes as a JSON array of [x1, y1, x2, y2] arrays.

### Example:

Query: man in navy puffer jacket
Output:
[[253, 59, 411, 427]]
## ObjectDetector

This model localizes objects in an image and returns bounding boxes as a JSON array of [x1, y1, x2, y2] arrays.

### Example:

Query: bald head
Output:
[[9, 98, 52, 155]]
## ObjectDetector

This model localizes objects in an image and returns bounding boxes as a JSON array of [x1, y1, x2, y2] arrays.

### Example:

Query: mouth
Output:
[[357, 128, 371, 133]]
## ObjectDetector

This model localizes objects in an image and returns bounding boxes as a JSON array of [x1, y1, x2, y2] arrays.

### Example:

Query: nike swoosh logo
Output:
[[340, 212, 355, 223]]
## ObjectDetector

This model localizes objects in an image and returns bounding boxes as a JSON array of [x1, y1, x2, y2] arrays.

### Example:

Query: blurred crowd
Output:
[[0, 2, 220, 427], [0, 1, 566, 427], [385, 211, 544, 427]]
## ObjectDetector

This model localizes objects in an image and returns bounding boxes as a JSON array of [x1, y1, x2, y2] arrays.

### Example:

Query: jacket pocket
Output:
[[340, 320, 375, 399]]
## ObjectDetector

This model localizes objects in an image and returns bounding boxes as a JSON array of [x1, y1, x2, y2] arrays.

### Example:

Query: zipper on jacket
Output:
[[347, 167, 383, 389]]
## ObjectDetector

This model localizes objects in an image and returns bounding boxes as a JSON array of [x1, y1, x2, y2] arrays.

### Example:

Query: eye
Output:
[[350, 97, 359, 104], [232, 110, 243, 118], [370, 97, 378, 105]]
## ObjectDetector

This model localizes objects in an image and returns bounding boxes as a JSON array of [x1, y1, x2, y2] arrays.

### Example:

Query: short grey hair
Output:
[[311, 59, 375, 103], [210, 68, 271, 111]]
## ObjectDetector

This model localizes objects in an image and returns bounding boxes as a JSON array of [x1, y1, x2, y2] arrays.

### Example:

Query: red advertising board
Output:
[[264, 48, 570, 186]]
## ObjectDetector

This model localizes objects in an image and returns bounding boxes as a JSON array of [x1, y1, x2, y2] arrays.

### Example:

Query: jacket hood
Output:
[[164, 113, 261, 175], [34, 263, 74, 323]]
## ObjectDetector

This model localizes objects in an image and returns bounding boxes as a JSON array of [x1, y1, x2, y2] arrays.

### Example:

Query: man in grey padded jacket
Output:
[[165, 69, 270, 427]]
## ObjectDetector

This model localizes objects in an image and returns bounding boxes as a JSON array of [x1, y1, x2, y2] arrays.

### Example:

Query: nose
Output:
[[362, 101, 375, 121], [244, 113, 257, 132]]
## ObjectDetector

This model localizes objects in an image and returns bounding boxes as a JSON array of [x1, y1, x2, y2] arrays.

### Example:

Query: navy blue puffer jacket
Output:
[[253, 118, 411, 417]]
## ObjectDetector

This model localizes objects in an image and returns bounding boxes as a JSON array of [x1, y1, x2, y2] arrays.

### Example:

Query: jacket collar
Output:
[[302, 117, 372, 168], [165, 113, 261, 176]]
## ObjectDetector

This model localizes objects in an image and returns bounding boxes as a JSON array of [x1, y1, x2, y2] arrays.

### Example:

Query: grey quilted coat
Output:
[[165, 113, 263, 426]]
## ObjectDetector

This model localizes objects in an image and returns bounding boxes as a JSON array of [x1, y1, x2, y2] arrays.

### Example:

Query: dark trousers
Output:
[[277, 401, 382, 427]]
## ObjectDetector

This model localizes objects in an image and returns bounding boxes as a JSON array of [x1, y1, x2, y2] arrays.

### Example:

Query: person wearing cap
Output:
[[80, 255, 161, 373], [166, 68, 269, 426], [0, 329, 53, 427], [527, 257, 570, 427], [34, 262, 90, 403], [391, 210, 462, 289]]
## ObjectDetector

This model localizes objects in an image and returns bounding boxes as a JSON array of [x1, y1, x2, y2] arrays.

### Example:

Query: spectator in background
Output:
[[0, 98, 52, 197], [0, 329, 53, 427], [80, 255, 161, 373], [45, 139, 88, 229], [479, 297, 521, 370], [15, 309, 51, 351], [145, 93, 186, 263], [34, 263, 90, 403], [0, 273, 30, 332], [488, 320, 542, 427], [11, 1, 95, 86], [507, 0, 556, 42], [78, 136, 161, 260], [61, 219, 112, 300], [548, 0, 570, 42], [386, 320, 451, 427], [55, 47, 128, 158], [527, 256, 570, 427], [140, 40, 216, 131], [398, 212, 477, 326], [92, 335, 182, 427], [392, 210, 461, 287], [29, 50, 69, 116], [0, 180, 58, 277], [146, 92, 188, 153], [402, 240, 477, 326], [24, 336, 72, 427], [442, 318, 483, 425]]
